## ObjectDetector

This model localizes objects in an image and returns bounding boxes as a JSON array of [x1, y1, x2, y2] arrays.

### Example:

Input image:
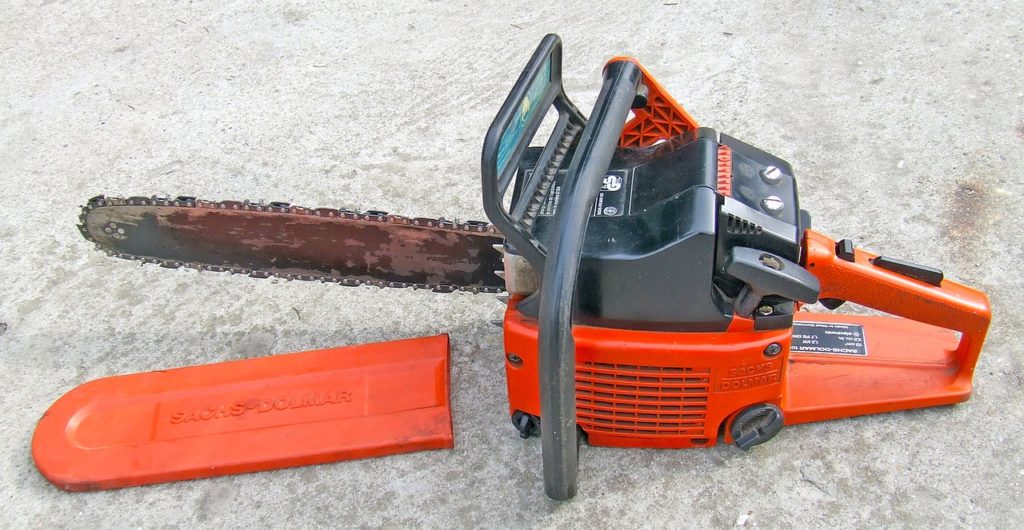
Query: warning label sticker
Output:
[[531, 170, 629, 218], [791, 322, 868, 356]]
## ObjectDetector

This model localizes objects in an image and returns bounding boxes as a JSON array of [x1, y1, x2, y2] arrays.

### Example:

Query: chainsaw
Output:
[[38, 34, 991, 500]]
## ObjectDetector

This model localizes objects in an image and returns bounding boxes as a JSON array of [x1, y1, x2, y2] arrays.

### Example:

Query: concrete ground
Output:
[[1, 1, 1022, 527]]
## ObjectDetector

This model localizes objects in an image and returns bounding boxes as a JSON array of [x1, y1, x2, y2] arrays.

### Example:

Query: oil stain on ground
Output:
[[942, 178, 1002, 278]]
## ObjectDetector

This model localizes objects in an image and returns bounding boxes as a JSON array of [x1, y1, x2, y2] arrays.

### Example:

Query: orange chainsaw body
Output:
[[503, 228, 990, 448], [501, 58, 990, 447]]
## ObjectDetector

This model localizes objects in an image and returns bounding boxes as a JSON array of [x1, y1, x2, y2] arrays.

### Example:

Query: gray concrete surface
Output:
[[1, 1, 1022, 527]]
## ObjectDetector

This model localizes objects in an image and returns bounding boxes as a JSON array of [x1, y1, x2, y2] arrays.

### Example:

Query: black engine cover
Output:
[[518, 128, 804, 332]]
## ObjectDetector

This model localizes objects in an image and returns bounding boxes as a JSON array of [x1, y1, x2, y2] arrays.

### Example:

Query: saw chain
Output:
[[78, 195, 507, 294]]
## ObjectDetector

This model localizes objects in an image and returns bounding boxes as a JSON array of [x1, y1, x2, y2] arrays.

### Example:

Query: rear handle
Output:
[[803, 229, 991, 384]]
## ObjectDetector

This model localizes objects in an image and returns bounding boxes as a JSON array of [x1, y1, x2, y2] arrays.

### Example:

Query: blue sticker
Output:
[[496, 56, 551, 175]]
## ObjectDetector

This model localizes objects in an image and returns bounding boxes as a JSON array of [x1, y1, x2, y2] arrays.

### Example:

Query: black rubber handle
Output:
[[538, 59, 641, 500]]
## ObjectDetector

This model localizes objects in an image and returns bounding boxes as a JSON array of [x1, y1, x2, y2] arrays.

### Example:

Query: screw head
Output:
[[506, 353, 523, 367], [760, 166, 782, 184], [759, 253, 784, 271], [757, 304, 774, 316], [763, 342, 782, 357], [761, 195, 785, 215]]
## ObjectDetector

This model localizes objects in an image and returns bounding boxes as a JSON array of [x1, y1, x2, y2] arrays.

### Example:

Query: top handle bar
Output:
[[537, 59, 642, 500]]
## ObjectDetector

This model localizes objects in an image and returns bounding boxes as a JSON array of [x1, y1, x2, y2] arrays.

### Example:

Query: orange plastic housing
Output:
[[611, 57, 700, 148], [505, 305, 788, 448], [33, 335, 454, 491], [789, 230, 991, 423], [503, 232, 991, 448]]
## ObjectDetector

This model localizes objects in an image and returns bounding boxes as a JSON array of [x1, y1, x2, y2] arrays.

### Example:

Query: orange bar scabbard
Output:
[[32, 334, 453, 491]]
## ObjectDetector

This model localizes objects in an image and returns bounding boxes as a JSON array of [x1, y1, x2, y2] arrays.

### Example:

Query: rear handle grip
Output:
[[803, 230, 991, 385]]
